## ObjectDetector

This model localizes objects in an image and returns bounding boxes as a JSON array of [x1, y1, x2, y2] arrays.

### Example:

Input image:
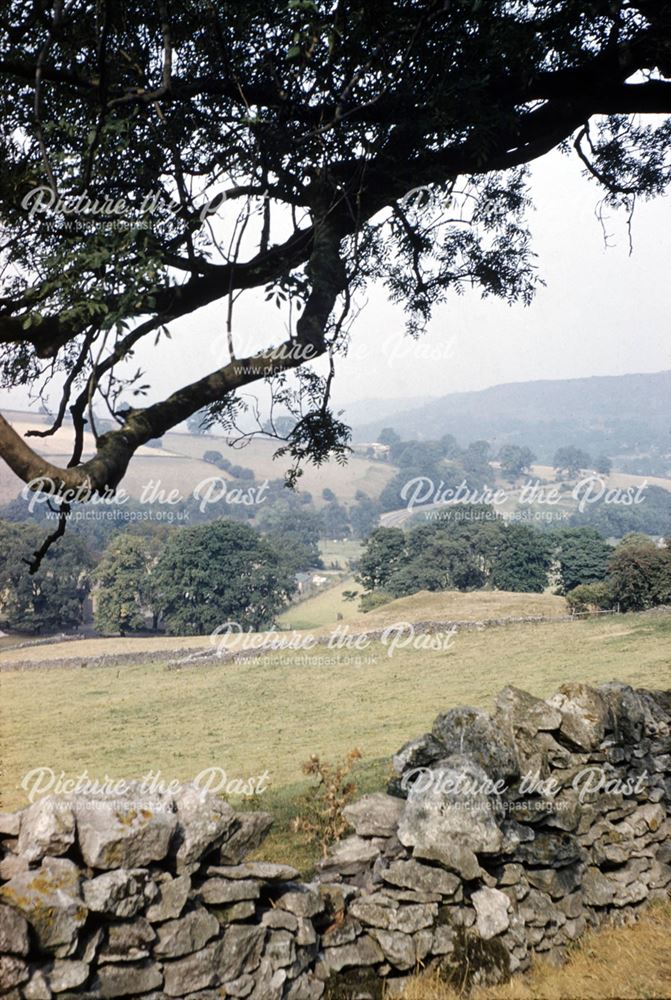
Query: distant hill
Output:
[[338, 395, 435, 430], [353, 371, 671, 462]]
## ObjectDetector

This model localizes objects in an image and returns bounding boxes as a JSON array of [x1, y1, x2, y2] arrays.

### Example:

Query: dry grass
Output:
[[350, 589, 568, 630], [400, 904, 671, 999]]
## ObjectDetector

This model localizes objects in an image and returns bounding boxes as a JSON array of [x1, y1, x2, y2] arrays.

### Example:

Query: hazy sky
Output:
[[2, 148, 670, 418]]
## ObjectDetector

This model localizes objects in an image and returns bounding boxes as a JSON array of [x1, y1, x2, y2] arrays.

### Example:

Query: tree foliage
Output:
[[357, 510, 552, 596], [93, 531, 162, 635], [607, 537, 671, 611], [0, 520, 92, 633], [0, 0, 670, 553], [499, 444, 536, 481], [152, 520, 296, 634], [553, 445, 592, 479], [551, 526, 612, 595]]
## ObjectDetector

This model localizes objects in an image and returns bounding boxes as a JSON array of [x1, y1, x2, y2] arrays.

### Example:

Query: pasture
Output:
[[2, 604, 669, 817]]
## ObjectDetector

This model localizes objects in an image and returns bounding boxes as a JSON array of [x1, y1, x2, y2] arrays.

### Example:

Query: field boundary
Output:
[[5, 605, 666, 674]]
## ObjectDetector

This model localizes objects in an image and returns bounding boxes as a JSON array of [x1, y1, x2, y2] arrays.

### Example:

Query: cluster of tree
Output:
[[356, 516, 625, 603], [93, 521, 296, 636], [498, 445, 537, 482], [0, 522, 93, 633], [318, 491, 382, 541], [567, 535, 671, 614], [553, 446, 611, 479], [377, 432, 498, 513], [202, 450, 255, 480], [618, 452, 671, 479], [376, 428, 601, 512], [0, 518, 298, 637], [568, 484, 671, 539], [0, 476, 385, 635], [357, 508, 553, 598]]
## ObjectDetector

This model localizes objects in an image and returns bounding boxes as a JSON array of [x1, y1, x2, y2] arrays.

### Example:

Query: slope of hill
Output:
[[353, 370, 671, 462], [162, 431, 396, 504], [0, 412, 397, 505]]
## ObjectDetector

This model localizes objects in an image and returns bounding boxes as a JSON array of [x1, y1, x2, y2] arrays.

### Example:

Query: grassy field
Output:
[[2, 607, 669, 818], [0, 588, 568, 665], [277, 576, 361, 630], [318, 538, 363, 568]]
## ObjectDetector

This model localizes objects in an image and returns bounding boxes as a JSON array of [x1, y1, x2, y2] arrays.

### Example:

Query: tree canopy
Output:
[[1, 0, 671, 550], [152, 520, 296, 634]]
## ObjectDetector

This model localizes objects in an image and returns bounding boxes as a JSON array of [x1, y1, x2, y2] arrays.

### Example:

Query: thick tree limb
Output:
[[0, 215, 346, 499]]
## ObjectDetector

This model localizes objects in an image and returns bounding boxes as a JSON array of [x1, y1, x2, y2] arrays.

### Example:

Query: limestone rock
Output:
[[99, 917, 155, 962], [495, 686, 562, 735], [217, 813, 274, 865], [526, 863, 582, 899], [214, 901, 259, 924], [320, 916, 361, 949], [0, 857, 87, 955], [548, 683, 609, 751], [246, 956, 286, 999], [397, 755, 502, 878], [382, 858, 460, 897], [432, 924, 455, 955], [221, 973, 255, 997], [172, 785, 237, 873], [23, 969, 51, 999], [206, 862, 298, 881], [145, 873, 191, 922], [0, 811, 21, 837], [432, 707, 519, 780], [198, 878, 260, 905], [342, 794, 405, 838], [0, 955, 29, 994], [95, 960, 162, 998], [219, 925, 266, 982], [17, 800, 76, 864], [322, 933, 383, 972], [0, 851, 29, 883], [392, 733, 447, 777], [0, 904, 29, 956], [262, 909, 298, 932], [513, 831, 581, 868], [370, 928, 415, 970], [73, 794, 177, 870], [265, 929, 296, 968], [349, 896, 437, 933], [83, 868, 156, 918], [163, 943, 222, 996], [582, 866, 615, 907], [274, 885, 324, 918], [47, 958, 89, 992], [154, 906, 220, 958], [472, 887, 510, 940], [285, 972, 325, 1000], [319, 835, 385, 869]]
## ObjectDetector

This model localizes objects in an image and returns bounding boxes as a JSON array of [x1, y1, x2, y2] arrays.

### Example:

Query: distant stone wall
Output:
[[0, 680, 670, 999]]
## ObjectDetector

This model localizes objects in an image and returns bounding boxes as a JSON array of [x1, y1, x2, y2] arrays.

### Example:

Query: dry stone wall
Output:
[[0, 680, 670, 999]]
